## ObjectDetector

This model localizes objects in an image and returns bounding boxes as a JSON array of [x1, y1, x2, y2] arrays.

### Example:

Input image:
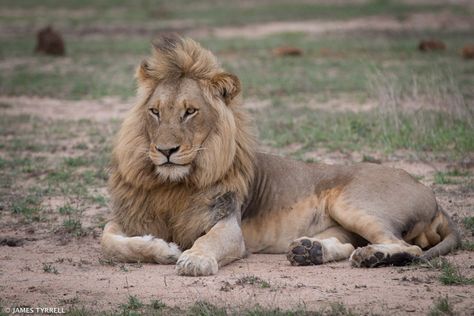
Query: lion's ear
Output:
[[136, 60, 153, 84], [210, 72, 241, 105]]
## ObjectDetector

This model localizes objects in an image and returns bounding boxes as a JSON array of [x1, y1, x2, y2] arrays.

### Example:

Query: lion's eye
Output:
[[149, 108, 160, 118], [184, 108, 197, 118]]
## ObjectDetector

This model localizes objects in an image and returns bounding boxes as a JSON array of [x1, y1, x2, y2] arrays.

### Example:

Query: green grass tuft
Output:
[[236, 275, 271, 289], [463, 217, 474, 235], [64, 157, 89, 168], [62, 218, 85, 237], [150, 299, 166, 310], [438, 259, 474, 285], [434, 170, 470, 185], [64, 307, 90, 316], [43, 263, 59, 274], [189, 301, 227, 316], [428, 296, 455, 316], [58, 204, 78, 215], [460, 241, 474, 251], [121, 295, 143, 311], [11, 192, 43, 221]]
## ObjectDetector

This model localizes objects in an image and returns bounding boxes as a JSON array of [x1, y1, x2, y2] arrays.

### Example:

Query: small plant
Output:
[[150, 299, 166, 310], [62, 218, 84, 237], [64, 307, 90, 316], [460, 241, 474, 251], [119, 264, 129, 272], [0, 301, 7, 316], [439, 259, 474, 285], [98, 257, 117, 266], [434, 172, 455, 185], [326, 302, 358, 316], [428, 296, 454, 316], [121, 295, 143, 311], [58, 204, 76, 215], [11, 193, 42, 221], [236, 275, 270, 288], [433, 170, 470, 185], [64, 156, 89, 168], [189, 301, 226, 316], [463, 217, 474, 235], [43, 263, 59, 274]]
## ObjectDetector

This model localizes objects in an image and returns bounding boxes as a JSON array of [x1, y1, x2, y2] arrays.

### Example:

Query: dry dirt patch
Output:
[[212, 11, 474, 38], [1, 235, 473, 314], [0, 96, 131, 121]]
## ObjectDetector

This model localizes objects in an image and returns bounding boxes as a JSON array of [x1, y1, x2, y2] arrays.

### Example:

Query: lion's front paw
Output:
[[176, 249, 218, 276], [158, 242, 182, 264]]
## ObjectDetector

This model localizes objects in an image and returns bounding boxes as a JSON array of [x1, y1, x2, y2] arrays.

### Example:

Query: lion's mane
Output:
[[107, 36, 255, 247]]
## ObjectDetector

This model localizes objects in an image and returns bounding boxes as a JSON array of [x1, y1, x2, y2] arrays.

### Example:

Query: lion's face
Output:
[[145, 78, 218, 182], [114, 37, 248, 188]]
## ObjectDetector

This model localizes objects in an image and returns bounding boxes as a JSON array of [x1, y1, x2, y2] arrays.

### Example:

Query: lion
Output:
[[101, 36, 460, 276]]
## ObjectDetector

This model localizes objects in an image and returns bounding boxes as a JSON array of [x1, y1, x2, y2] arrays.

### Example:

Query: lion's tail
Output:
[[101, 221, 182, 264], [421, 207, 461, 260]]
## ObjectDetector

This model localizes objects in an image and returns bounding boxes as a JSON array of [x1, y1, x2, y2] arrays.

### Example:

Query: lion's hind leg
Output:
[[101, 221, 182, 264], [287, 226, 357, 266], [328, 205, 423, 268]]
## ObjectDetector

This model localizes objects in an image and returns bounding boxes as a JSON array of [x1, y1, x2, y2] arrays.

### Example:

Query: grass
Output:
[[258, 107, 473, 155], [463, 217, 474, 235], [460, 241, 474, 251], [62, 218, 85, 237], [11, 192, 43, 221], [437, 259, 474, 285], [428, 296, 455, 316], [0, 0, 469, 28], [0, 114, 116, 232], [98, 257, 117, 266], [59, 204, 78, 215], [236, 275, 271, 289], [63, 299, 359, 316], [150, 300, 166, 311], [2, 29, 474, 102], [42, 263, 59, 274], [189, 301, 227, 316], [120, 296, 143, 312]]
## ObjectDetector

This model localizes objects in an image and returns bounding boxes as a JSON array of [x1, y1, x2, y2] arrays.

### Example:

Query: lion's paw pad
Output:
[[350, 247, 416, 268], [287, 238, 323, 266]]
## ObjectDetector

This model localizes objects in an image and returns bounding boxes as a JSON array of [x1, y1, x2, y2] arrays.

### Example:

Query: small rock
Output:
[[273, 46, 303, 57], [362, 155, 382, 164], [418, 39, 446, 52], [0, 237, 24, 247], [462, 44, 474, 59], [35, 26, 65, 56]]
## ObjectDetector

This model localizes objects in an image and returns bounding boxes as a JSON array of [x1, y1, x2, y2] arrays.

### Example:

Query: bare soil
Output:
[[1, 98, 473, 315], [210, 12, 474, 39]]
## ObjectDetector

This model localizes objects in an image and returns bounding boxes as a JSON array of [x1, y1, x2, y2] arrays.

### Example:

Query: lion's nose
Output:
[[156, 145, 180, 159]]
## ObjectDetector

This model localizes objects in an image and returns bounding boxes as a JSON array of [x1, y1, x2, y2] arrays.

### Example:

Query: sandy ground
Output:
[[1, 97, 473, 315], [1, 236, 473, 315], [212, 12, 474, 39]]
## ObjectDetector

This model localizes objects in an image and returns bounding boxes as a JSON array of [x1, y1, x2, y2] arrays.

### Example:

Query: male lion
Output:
[[101, 36, 460, 276]]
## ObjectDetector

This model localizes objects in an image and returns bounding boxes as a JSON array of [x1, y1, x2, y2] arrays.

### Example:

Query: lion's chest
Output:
[[143, 190, 219, 249], [117, 184, 237, 250]]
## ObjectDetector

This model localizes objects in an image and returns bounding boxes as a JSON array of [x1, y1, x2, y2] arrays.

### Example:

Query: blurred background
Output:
[[0, 0, 473, 314]]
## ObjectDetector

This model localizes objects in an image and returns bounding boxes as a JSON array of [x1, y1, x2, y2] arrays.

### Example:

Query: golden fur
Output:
[[106, 36, 254, 251], [102, 36, 460, 276]]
